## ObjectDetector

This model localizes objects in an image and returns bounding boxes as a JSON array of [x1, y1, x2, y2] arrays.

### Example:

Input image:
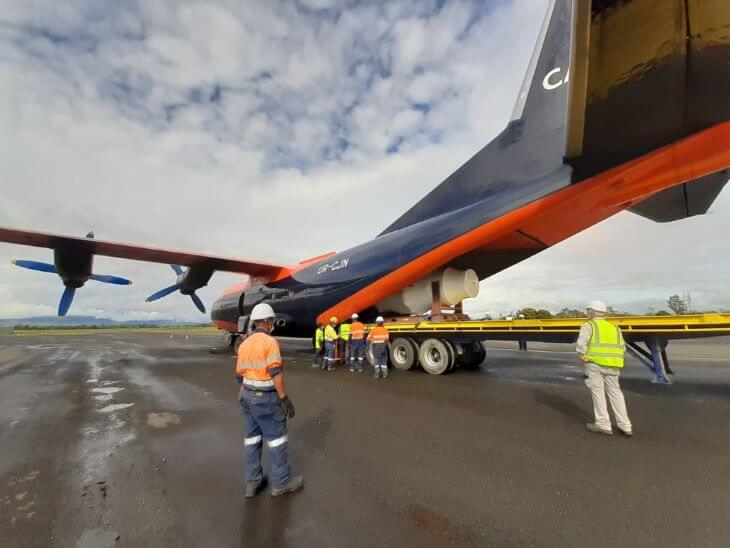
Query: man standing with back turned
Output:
[[576, 300, 633, 437], [236, 303, 304, 497], [367, 316, 390, 379]]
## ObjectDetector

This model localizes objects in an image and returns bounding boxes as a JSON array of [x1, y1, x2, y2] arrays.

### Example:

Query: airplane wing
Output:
[[0, 226, 291, 278]]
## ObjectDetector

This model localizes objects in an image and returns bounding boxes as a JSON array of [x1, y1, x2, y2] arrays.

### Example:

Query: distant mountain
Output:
[[0, 316, 210, 327]]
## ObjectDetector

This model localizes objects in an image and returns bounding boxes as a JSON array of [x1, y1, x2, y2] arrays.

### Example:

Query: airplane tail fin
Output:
[[380, 0, 575, 236]]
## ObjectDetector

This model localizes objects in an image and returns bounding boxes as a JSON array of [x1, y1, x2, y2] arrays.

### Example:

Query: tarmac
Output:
[[0, 332, 729, 547]]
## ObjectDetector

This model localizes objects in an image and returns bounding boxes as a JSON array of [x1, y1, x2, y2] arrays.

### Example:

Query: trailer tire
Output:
[[365, 345, 375, 367], [458, 343, 486, 369], [389, 338, 418, 371], [418, 338, 453, 375]]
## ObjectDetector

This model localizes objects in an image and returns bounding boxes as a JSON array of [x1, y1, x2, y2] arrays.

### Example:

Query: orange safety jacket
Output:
[[350, 321, 366, 340], [236, 329, 282, 391], [367, 325, 390, 345]]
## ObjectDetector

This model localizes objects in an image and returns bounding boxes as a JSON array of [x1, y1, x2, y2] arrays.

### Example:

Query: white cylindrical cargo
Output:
[[376, 268, 480, 315]]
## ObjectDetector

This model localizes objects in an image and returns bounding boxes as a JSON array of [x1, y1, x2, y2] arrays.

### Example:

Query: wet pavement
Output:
[[0, 333, 729, 547]]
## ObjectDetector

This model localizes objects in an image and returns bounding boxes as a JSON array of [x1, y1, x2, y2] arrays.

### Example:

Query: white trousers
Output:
[[584, 362, 632, 432]]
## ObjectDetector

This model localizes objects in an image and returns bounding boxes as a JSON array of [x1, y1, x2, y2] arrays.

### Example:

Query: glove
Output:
[[235, 374, 243, 384], [280, 396, 295, 419]]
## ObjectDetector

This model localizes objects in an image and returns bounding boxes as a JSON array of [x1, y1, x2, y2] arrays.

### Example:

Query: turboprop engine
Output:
[[376, 267, 479, 315]]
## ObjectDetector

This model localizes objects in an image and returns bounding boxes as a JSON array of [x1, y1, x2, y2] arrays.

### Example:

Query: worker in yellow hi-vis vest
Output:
[[576, 300, 632, 437]]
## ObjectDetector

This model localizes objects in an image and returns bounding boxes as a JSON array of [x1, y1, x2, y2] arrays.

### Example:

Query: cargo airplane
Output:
[[3, 0, 730, 338]]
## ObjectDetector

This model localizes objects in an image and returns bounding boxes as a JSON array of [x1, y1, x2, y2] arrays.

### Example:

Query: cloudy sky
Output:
[[1, 0, 728, 321]]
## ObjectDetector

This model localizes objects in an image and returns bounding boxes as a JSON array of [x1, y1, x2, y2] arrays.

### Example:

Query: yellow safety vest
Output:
[[586, 319, 625, 368], [315, 328, 324, 349], [324, 324, 338, 342], [340, 323, 350, 341]]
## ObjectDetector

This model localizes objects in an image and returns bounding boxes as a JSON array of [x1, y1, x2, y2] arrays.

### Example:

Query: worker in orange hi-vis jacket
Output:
[[348, 313, 366, 373], [367, 316, 390, 379], [236, 303, 304, 498]]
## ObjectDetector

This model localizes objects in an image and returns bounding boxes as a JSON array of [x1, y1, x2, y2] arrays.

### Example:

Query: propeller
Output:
[[145, 265, 207, 314], [11, 232, 132, 317]]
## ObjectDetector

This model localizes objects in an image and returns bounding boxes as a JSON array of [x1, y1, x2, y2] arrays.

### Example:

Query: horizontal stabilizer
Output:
[[629, 170, 729, 223]]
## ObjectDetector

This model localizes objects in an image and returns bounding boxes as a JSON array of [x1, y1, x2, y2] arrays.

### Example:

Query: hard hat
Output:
[[250, 303, 275, 321], [587, 300, 607, 313], [351, 313, 359, 320], [329, 316, 338, 323], [375, 316, 384, 324]]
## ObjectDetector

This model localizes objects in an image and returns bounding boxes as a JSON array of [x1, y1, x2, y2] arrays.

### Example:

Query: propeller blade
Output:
[[12, 260, 57, 273], [145, 284, 180, 303], [170, 265, 184, 276], [190, 292, 206, 314], [89, 273, 133, 285], [58, 287, 76, 317]]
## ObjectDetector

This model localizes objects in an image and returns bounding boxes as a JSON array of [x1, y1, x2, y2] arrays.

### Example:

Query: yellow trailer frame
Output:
[[373, 314, 730, 383]]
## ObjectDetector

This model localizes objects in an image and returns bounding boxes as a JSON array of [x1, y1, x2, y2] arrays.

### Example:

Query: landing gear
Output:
[[389, 337, 419, 371]]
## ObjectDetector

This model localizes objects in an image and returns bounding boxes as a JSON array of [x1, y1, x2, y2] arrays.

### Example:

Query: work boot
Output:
[[245, 476, 268, 498], [618, 429, 634, 437], [271, 476, 304, 497], [349, 366, 355, 372], [586, 423, 613, 435], [311, 363, 319, 368]]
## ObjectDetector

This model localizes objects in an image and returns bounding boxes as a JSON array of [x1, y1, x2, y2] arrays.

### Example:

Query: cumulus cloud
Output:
[[0, 0, 728, 321]]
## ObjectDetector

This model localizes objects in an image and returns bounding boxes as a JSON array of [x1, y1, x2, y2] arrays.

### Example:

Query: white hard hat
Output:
[[587, 300, 607, 313], [351, 313, 359, 320], [250, 303, 275, 321], [375, 316, 384, 324]]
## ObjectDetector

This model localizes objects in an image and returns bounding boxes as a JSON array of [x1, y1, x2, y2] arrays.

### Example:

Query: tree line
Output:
[[498, 294, 727, 320]]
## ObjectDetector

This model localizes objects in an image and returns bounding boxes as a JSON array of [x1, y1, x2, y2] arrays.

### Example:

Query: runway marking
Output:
[[91, 387, 125, 395], [98, 403, 134, 413]]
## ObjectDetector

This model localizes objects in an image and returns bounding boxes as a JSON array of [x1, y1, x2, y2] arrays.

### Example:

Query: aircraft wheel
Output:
[[389, 338, 418, 371], [458, 343, 486, 369], [418, 338, 453, 375]]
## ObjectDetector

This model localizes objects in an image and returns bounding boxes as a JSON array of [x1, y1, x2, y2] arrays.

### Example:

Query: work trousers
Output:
[[584, 362, 632, 432], [313, 347, 323, 366], [350, 339, 365, 368], [240, 389, 291, 487], [341, 340, 350, 362], [372, 343, 388, 377], [324, 341, 336, 369]]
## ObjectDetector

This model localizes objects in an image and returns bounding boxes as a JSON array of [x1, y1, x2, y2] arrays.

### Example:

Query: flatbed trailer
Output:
[[372, 314, 730, 384]]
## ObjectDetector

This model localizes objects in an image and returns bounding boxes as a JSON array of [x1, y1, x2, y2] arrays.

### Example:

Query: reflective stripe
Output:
[[243, 378, 275, 389], [267, 435, 288, 448], [244, 435, 262, 446]]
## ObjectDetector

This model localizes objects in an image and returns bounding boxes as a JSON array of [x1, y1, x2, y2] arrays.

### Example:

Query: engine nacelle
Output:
[[376, 267, 479, 315]]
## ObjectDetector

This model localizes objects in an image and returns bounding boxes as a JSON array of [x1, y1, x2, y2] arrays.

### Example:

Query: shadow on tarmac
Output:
[[533, 389, 592, 424]]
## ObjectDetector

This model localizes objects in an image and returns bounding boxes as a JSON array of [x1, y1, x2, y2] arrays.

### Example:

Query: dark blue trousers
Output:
[[240, 389, 291, 487]]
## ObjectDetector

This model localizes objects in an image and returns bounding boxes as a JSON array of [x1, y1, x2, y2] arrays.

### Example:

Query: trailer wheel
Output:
[[418, 338, 453, 375], [365, 345, 375, 367], [458, 343, 486, 369], [389, 338, 418, 371]]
